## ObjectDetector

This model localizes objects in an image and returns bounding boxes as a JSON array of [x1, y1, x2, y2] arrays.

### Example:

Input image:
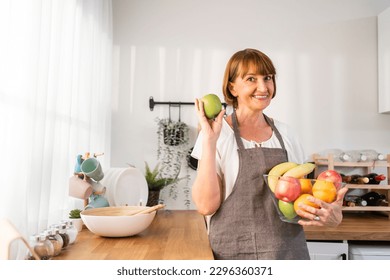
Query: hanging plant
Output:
[[157, 118, 188, 146], [156, 116, 191, 202]]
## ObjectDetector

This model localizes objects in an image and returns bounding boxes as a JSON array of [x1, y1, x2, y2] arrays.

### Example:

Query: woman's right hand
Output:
[[195, 98, 225, 143]]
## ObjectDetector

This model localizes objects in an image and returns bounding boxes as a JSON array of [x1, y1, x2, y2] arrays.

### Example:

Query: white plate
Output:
[[100, 167, 148, 206]]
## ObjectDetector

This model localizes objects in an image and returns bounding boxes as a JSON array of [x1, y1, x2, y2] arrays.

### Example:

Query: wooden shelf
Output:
[[342, 206, 389, 212], [312, 153, 390, 219], [345, 184, 390, 190], [313, 154, 390, 170]]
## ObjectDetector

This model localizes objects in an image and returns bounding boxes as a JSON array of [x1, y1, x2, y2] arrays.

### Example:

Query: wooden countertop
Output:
[[55, 210, 390, 260], [54, 210, 214, 260], [304, 212, 390, 241]]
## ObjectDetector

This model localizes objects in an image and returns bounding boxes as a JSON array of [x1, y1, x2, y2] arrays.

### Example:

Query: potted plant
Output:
[[69, 209, 83, 232], [157, 118, 189, 146], [144, 161, 184, 206]]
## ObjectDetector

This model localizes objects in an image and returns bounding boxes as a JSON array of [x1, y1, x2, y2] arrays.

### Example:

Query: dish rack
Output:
[[312, 153, 390, 218]]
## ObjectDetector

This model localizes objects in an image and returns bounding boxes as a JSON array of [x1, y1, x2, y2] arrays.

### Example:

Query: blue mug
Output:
[[85, 194, 109, 209]]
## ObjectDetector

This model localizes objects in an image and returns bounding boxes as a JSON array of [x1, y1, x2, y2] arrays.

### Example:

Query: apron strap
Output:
[[263, 114, 286, 151], [232, 110, 245, 150]]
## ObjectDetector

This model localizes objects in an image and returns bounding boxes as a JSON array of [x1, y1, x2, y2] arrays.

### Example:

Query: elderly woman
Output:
[[191, 48, 347, 260]]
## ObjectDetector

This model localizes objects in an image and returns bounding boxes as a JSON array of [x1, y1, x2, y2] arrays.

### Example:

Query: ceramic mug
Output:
[[81, 157, 104, 182], [68, 176, 93, 199], [85, 194, 109, 209]]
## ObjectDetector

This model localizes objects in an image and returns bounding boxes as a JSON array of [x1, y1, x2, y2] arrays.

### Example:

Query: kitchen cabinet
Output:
[[312, 153, 390, 218], [378, 7, 390, 114], [304, 213, 390, 260], [307, 241, 348, 260]]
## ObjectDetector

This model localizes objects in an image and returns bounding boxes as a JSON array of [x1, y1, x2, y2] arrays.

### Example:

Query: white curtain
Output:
[[0, 0, 112, 258]]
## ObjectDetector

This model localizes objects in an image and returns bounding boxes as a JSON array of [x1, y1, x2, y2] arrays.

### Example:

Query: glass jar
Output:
[[58, 223, 70, 249], [61, 219, 78, 245], [51, 224, 70, 249], [31, 233, 54, 260], [46, 229, 62, 256], [25, 234, 39, 260], [49, 226, 64, 249]]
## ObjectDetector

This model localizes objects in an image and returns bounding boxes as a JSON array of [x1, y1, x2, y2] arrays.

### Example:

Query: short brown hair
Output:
[[222, 48, 277, 108]]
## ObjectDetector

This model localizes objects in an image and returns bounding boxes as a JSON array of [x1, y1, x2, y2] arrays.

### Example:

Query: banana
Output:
[[267, 162, 298, 192], [283, 162, 316, 178]]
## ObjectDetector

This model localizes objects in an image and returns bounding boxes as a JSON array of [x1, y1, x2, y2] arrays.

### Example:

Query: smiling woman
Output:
[[0, 0, 113, 259]]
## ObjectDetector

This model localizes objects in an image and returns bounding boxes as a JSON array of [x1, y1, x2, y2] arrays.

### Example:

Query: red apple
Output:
[[275, 176, 301, 202], [317, 170, 342, 190]]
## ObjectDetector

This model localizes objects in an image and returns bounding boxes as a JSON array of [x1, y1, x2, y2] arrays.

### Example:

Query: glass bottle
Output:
[[340, 150, 366, 162], [365, 173, 387, 185], [360, 149, 386, 161], [361, 191, 387, 206], [346, 197, 367, 207], [319, 149, 345, 162], [341, 174, 369, 184], [355, 197, 368, 207]]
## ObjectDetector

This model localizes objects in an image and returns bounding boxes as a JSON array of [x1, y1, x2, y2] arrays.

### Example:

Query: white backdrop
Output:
[[111, 0, 390, 209]]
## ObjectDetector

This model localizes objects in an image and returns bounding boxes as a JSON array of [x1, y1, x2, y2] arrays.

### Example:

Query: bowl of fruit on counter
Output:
[[263, 162, 345, 224]]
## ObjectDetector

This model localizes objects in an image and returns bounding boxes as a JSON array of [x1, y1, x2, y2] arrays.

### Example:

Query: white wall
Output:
[[111, 0, 390, 209], [378, 6, 390, 113]]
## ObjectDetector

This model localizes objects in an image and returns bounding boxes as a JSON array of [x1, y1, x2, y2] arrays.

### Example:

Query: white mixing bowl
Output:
[[80, 206, 156, 237]]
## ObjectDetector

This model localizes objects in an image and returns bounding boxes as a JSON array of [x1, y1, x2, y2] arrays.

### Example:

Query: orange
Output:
[[294, 194, 320, 217], [299, 178, 313, 194], [312, 180, 337, 203]]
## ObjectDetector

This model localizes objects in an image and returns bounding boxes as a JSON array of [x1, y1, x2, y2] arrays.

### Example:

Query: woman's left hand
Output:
[[297, 187, 348, 227]]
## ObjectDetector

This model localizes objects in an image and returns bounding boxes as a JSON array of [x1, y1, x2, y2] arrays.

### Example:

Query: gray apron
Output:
[[209, 111, 309, 260]]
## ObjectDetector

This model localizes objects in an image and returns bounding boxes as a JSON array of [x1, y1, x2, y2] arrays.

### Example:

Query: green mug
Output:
[[81, 158, 104, 182]]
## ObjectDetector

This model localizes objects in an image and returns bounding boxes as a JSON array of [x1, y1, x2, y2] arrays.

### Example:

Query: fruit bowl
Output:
[[80, 206, 157, 237], [263, 174, 344, 224]]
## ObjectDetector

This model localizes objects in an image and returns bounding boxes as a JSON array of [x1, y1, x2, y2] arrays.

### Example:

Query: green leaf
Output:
[[69, 209, 82, 219], [144, 161, 183, 191]]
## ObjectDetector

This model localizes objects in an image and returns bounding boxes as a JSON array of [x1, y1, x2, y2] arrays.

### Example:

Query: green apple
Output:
[[278, 200, 297, 220], [201, 93, 222, 119]]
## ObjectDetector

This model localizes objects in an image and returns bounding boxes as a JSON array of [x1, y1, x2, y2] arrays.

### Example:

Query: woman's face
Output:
[[229, 65, 274, 112]]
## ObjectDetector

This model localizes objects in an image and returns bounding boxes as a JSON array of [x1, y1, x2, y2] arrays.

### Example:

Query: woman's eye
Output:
[[247, 77, 256, 82], [264, 75, 273, 81]]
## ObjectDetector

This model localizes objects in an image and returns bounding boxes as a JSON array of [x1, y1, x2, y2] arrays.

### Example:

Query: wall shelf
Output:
[[312, 153, 390, 218]]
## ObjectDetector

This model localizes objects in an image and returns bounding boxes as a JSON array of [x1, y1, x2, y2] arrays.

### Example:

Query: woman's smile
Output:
[[252, 93, 270, 100]]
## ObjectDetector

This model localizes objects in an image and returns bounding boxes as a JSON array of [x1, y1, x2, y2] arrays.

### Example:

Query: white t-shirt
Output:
[[191, 117, 307, 201]]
